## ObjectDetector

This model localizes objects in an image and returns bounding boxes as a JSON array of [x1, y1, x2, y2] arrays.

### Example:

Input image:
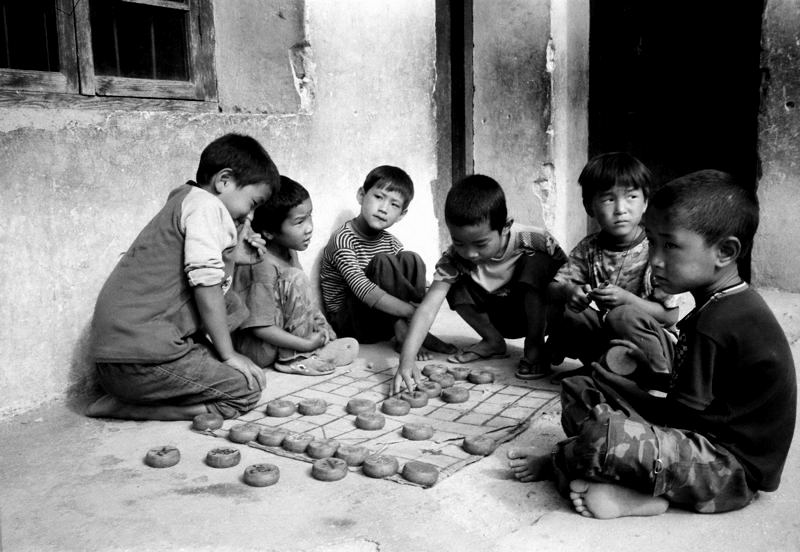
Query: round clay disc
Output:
[[312, 457, 348, 481], [417, 381, 442, 398], [441, 386, 469, 404], [243, 463, 280, 487], [402, 423, 434, 441], [346, 398, 377, 415], [144, 446, 180, 468], [462, 434, 495, 456], [399, 390, 429, 408], [447, 366, 471, 380], [192, 412, 224, 431], [429, 372, 455, 388], [467, 370, 495, 385], [362, 454, 400, 478], [256, 427, 288, 447], [421, 364, 448, 378], [355, 411, 386, 430], [282, 433, 314, 453], [306, 439, 340, 459], [228, 423, 259, 444], [335, 444, 369, 466], [381, 398, 411, 416], [603, 345, 638, 376], [206, 447, 241, 468], [265, 399, 296, 417], [298, 398, 327, 416], [401, 460, 439, 486]]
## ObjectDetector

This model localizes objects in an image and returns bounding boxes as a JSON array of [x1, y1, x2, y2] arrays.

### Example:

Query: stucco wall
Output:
[[0, 0, 439, 418], [472, 0, 554, 230], [754, 0, 800, 291]]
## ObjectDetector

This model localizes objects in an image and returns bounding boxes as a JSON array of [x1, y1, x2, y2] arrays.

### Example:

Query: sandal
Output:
[[274, 357, 335, 376], [515, 358, 549, 380]]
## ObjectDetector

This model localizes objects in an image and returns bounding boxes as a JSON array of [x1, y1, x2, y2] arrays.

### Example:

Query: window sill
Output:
[[0, 90, 219, 112]]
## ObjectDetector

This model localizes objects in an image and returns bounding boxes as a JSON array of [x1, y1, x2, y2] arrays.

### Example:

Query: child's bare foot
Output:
[[447, 339, 507, 364], [507, 447, 553, 482], [86, 394, 123, 418], [422, 333, 457, 355], [568, 479, 669, 519]]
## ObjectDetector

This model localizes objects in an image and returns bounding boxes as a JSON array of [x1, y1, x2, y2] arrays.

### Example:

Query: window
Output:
[[0, 0, 215, 102]]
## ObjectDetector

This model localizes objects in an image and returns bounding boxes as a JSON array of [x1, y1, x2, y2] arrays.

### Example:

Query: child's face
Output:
[[447, 220, 509, 264], [272, 199, 314, 251], [646, 209, 719, 295], [217, 180, 272, 223], [590, 184, 647, 243], [357, 185, 407, 232]]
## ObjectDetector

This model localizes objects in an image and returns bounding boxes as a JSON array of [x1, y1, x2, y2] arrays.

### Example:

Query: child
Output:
[[393, 174, 567, 392], [508, 170, 796, 518], [547, 152, 683, 386], [87, 133, 279, 420], [232, 176, 359, 375], [319, 165, 454, 359]]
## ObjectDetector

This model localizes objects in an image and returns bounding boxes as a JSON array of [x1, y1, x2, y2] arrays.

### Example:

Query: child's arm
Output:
[[392, 280, 451, 394], [589, 284, 679, 326], [251, 326, 326, 352], [194, 284, 266, 391]]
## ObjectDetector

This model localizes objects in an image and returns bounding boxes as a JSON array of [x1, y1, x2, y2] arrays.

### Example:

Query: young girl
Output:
[[233, 176, 358, 375]]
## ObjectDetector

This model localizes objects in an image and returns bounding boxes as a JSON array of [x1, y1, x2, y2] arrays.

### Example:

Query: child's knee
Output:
[[605, 304, 650, 333], [208, 389, 263, 419]]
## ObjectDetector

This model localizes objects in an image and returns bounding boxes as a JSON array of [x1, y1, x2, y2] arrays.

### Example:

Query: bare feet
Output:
[[507, 447, 553, 482], [394, 319, 456, 361], [422, 333, 457, 355], [568, 479, 669, 519], [86, 394, 207, 421], [447, 339, 507, 363]]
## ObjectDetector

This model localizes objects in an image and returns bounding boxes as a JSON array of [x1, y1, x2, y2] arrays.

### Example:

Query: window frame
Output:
[[0, 0, 216, 103]]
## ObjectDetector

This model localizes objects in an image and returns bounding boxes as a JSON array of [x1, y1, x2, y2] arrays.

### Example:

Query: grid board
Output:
[[200, 361, 559, 486]]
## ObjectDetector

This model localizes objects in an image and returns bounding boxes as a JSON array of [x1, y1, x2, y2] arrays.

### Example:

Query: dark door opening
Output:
[[589, 0, 765, 279]]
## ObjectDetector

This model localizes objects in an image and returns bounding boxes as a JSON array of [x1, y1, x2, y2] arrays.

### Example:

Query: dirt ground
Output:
[[1, 289, 798, 552]]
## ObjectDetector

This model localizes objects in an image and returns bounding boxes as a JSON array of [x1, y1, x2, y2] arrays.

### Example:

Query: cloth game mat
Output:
[[197, 359, 560, 486]]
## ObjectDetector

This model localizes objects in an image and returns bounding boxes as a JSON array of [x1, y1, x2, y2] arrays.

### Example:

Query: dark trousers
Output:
[[329, 251, 425, 343]]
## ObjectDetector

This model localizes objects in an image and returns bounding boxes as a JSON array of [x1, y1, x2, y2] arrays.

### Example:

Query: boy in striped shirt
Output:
[[320, 166, 455, 359]]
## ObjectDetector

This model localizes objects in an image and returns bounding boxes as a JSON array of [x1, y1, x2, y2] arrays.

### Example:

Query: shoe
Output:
[[274, 356, 335, 376]]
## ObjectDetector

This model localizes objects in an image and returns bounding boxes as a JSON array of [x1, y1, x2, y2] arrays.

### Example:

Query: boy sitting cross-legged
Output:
[[232, 176, 358, 376], [87, 134, 279, 420], [319, 165, 455, 359], [393, 174, 567, 393], [508, 170, 796, 518]]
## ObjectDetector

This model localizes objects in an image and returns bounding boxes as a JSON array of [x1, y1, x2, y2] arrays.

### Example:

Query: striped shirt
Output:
[[320, 219, 403, 313]]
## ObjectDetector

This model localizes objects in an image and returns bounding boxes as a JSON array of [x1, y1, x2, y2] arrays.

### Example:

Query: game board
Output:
[[199, 360, 560, 487]]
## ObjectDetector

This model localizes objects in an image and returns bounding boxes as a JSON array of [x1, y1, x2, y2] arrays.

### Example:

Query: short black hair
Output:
[[444, 174, 507, 231], [362, 165, 414, 208], [251, 176, 310, 236], [579, 152, 652, 214], [648, 170, 759, 256], [195, 133, 279, 191]]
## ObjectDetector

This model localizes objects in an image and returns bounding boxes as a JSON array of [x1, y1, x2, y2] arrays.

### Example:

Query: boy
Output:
[[508, 170, 796, 518], [233, 176, 358, 376], [87, 133, 279, 420], [548, 152, 683, 385], [393, 174, 567, 392], [320, 165, 454, 359]]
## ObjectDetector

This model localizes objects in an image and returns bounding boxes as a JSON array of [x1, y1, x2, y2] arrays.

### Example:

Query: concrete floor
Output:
[[2, 290, 800, 552]]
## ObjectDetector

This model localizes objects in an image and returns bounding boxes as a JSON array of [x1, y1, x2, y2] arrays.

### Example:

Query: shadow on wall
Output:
[[66, 323, 102, 415]]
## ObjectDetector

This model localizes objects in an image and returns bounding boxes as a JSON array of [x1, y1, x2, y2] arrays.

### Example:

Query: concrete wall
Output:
[[0, 0, 440, 418], [754, 0, 800, 292]]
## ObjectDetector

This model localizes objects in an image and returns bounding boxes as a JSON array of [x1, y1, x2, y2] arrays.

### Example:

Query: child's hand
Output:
[[566, 283, 592, 312], [392, 357, 422, 395], [589, 282, 631, 310], [233, 219, 267, 265], [302, 331, 327, 352], [224, 352, 266, 391]]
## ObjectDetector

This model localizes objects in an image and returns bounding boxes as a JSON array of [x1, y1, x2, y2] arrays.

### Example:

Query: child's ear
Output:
[[502, 218, 513, 235], [356, 187, 365, 205], [582, 199, 594, 217], [212, 168, 235, 194], [715, 236, 742, 267]]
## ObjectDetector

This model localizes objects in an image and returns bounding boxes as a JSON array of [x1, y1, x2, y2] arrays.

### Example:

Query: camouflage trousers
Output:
[[552, 374, 755, 513]]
